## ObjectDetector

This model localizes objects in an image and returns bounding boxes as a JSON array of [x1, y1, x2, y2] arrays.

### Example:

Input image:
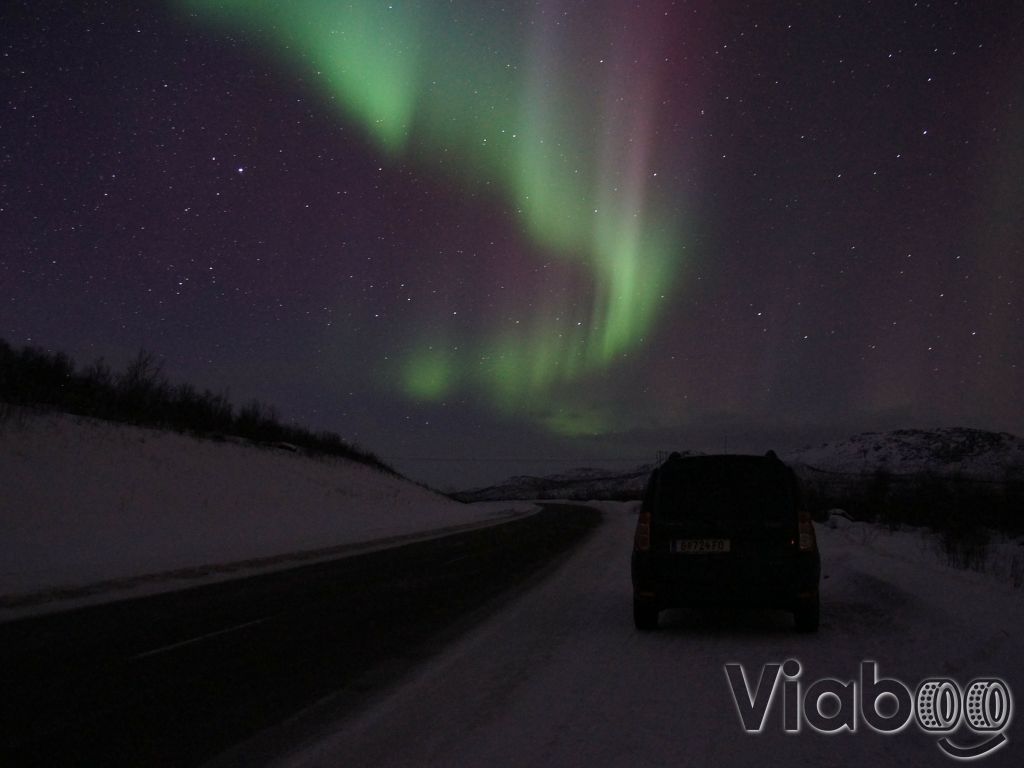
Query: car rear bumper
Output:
[[631, 550, 820, 609]]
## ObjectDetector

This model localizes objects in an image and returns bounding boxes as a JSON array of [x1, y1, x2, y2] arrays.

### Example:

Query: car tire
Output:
[[634, 600, 659, 631], [793, 593, 820, 633]]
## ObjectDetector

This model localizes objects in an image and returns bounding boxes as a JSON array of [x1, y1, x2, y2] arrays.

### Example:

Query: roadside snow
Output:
[[821, 514, 1024, 593], [0, 410, 536, 615], [262, 503, 1024, 768]]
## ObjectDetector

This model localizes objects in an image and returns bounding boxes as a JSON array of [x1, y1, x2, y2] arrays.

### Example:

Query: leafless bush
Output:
[[0, 337, 395, 474], [1011, 552, 1024, 589], [938, 525, 991, 572]]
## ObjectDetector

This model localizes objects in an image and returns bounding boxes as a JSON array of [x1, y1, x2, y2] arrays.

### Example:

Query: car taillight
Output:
[[635, 508, 651, 551], [798, 510, 816, 551]]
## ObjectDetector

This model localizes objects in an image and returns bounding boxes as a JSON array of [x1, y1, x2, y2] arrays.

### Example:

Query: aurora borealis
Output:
[[175, 0, 686, 429], [3, 0, 1022, 486]]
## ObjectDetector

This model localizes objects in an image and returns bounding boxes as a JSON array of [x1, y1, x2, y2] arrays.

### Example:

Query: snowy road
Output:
[[263, 503, 1024, 768]]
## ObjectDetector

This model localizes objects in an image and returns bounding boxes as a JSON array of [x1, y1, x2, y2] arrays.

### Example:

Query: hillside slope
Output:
[[454, 465, 654, 503], [788, 427, 1024, 479], [0, 409, 530, 611]]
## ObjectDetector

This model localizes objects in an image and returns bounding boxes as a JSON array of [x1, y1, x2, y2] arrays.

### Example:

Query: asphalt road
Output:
[[0, 503, 600, 767]]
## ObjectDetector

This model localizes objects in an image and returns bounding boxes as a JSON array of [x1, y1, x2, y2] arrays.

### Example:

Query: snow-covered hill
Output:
[[0, 408, 533, 614], [787, 427, 1024, 479], [454, 465, 654, 503]]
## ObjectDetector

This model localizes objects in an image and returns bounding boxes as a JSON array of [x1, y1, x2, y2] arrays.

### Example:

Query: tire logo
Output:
[[917, 680, 962, 731], [964, 680, 1012, 731]]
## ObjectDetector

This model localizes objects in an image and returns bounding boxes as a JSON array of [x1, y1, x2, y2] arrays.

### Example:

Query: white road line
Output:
[[131, 617, 268, 660]]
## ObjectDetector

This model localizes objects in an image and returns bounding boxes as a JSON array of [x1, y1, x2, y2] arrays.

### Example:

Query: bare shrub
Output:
[[939, 525, 991, 572]]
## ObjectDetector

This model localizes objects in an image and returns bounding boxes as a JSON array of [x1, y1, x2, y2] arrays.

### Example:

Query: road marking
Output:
[[130, 618, 268, 660]]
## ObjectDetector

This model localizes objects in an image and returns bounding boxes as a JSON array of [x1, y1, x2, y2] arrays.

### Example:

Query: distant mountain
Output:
[[453, 465, 655, 503], [456, 428, 1024, 501], [788, 428, 1024, 480]]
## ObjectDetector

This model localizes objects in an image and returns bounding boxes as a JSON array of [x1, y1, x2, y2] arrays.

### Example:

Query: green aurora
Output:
[[177, 0, 692, 434]]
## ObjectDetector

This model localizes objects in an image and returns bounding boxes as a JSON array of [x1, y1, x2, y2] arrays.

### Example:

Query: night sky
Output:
[[3, 1, 1022, 488]]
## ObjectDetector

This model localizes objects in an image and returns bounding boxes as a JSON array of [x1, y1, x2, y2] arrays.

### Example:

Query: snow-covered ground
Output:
[[250, 502, 1024, 768], [825, 512, 1024, 588], [0, 409, 535, 615]]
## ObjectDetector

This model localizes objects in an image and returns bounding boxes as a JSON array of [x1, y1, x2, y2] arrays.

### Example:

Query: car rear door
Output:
[[651, 459, 799, 600]]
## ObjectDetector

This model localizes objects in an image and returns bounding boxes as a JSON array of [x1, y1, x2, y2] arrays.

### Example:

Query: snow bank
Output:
[[0, 410, 535, 612], [819, 515, 1024, 591]]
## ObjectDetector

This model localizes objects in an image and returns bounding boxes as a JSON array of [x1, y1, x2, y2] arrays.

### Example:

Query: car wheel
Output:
[[793, 593, 820, 633], [634, 599, 659, 631]]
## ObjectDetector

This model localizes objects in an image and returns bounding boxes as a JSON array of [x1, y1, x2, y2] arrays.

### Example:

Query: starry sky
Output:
[[3, 1, 1022, 488]]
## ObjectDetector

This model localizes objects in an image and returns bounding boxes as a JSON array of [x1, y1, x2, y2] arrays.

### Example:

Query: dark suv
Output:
[[631, 452, 821, 632]]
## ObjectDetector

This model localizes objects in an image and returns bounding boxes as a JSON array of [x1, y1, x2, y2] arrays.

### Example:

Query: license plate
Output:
[[672, 538, 731, 554]]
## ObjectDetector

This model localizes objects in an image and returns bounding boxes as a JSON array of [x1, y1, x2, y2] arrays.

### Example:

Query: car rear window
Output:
[[654, 458, 794, 531]]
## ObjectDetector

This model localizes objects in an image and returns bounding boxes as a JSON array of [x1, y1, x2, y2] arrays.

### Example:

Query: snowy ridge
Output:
[[788, 427, 1024, 479], [454, 465, 654, 502], [0, 409, 535, 614]]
